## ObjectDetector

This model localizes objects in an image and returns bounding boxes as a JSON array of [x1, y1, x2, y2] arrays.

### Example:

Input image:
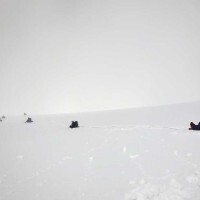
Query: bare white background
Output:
[[0, 0, 200, 115]]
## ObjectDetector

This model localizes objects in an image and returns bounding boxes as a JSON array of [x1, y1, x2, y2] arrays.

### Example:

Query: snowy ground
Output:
[[0, 102, 200, 200]]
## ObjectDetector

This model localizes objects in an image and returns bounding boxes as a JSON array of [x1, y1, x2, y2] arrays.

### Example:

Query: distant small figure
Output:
[[0, 118, 2, 122], [26, 117, 33, 123], [189, 122, 200, 130], [2, 116, 6, 119], [24, 113, 27, 116], [69, 121, 79, 128]]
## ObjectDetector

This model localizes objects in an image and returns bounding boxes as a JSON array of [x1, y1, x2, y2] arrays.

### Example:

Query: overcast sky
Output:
[[0, 0, 200, 115]]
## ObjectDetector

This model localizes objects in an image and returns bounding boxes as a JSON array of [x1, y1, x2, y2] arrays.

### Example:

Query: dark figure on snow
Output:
[[24, 113, 27, 116], [0, 118, 2, 122], [26, 117, 33, 123], [70, 121, 79, 128], [2, 116, 5, 119], [189, 122, 200, 130]]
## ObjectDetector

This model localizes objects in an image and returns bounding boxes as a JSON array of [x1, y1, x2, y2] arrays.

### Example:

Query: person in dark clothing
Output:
[[69, 121, 79, 128], [189, 122, 200, 130], [26, 117, 33, 123]]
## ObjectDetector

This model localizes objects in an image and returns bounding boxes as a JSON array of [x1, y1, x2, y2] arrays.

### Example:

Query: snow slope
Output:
[[0, 102, 200, 200]]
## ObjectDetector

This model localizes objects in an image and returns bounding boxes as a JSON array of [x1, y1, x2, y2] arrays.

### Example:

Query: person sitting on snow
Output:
[[189, 122, 200, 130], [26, 117, 33, 123], [69, 121, 79, 128]]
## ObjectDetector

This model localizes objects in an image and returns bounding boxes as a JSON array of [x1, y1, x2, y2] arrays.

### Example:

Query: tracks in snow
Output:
[[80, 125, 187, 132]]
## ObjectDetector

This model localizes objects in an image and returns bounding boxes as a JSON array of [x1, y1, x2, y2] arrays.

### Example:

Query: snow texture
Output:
[[0, 102, 200, 200]]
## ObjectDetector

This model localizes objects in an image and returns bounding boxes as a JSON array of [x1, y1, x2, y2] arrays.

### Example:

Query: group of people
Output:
[[25, 117, 33, 123], [0, 115, 6, 122], [22, 115, 200, 131], [25, 117, 79, 129], [189, 122, 200, 130], [69, 121, 79, 128]]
